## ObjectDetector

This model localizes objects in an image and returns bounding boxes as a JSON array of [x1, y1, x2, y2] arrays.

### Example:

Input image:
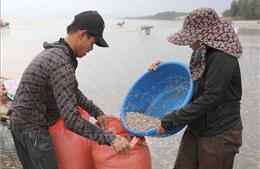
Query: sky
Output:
[[1, 0, 234, 19]]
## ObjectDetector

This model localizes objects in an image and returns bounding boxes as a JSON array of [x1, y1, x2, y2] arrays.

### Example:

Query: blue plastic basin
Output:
[[120, 61, 194, 137]]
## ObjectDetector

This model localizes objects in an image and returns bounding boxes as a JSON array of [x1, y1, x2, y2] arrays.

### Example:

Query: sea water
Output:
[[1, 18, 259, 169]]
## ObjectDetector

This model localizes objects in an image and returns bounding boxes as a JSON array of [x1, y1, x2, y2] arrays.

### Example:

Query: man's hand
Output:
[[96, 115, 108, 130], [112, 135, 132, 155]]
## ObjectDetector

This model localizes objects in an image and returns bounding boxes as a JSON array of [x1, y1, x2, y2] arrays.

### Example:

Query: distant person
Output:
[[8, 10, 131, 169], [149, 7, 243, 169]]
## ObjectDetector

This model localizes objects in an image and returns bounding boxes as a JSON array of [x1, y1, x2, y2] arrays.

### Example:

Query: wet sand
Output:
[[0, 20, 259, 169], [0, 121, 22, 169]]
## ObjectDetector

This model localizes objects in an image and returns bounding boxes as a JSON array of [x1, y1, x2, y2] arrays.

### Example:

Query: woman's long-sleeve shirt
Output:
[[161, 47, 242, 136]]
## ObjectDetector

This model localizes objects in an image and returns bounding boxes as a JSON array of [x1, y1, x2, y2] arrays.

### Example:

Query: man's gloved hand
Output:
[[96, 115, 108, 130], [112, 135, 132, 155]]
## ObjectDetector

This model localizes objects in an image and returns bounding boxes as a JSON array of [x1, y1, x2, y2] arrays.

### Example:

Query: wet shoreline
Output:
[[0, 20, 259, 169]]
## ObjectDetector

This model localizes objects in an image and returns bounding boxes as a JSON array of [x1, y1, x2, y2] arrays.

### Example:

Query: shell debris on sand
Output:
[[125, 112, 161, 131]]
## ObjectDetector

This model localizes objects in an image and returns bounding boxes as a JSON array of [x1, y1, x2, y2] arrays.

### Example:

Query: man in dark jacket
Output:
[[8, 11, 131, 169], [150, 8, 243, 169]]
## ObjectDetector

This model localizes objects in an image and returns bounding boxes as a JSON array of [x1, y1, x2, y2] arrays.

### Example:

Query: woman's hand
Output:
[[156, 123, 166, 134], [148, 60, 164, 71]]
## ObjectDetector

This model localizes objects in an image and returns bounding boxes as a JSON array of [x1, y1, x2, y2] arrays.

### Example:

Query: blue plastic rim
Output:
[[120, 61, 194, 137]]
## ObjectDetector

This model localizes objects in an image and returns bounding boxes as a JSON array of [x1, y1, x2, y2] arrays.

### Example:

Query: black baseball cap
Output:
[[71, 11, 109, 47]]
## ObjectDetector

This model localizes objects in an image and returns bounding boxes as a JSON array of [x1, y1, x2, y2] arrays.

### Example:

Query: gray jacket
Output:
[[8, 38, 116, 145]]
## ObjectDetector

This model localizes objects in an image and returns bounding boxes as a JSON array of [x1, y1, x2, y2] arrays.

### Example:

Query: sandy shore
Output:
[[233, 20, 260, 24]]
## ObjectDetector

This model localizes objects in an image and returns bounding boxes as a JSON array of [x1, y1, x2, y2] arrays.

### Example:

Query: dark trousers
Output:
[[174, 121, 243, 169], [10, 122, 58, 169]]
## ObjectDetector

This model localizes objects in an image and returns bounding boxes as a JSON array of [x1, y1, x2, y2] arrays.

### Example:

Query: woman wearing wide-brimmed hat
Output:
[[149, 7, 243, 168]]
